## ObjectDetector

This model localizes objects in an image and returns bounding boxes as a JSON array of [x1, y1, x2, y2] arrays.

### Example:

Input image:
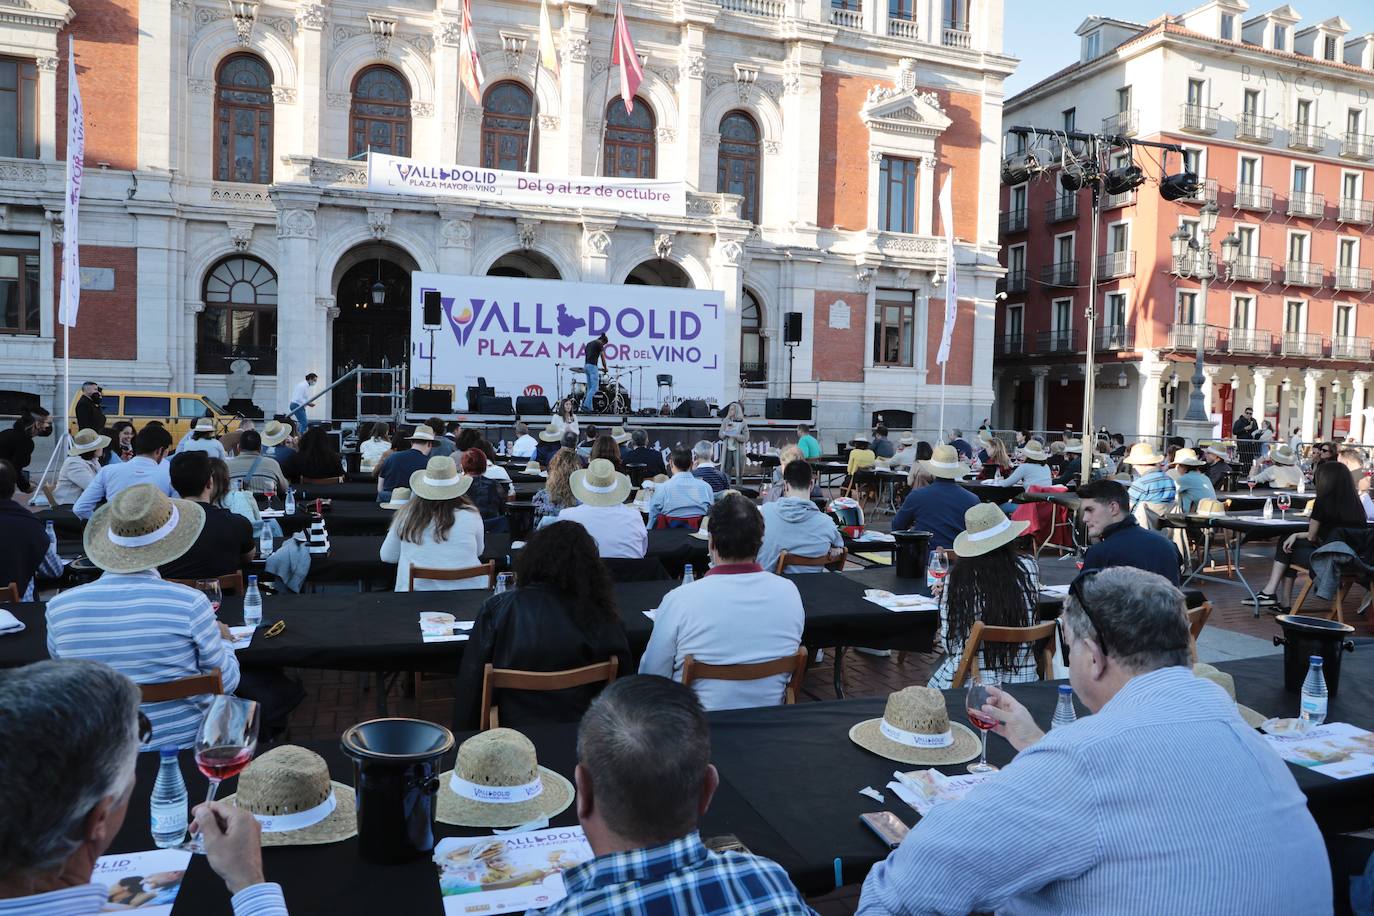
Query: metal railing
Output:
[[1333, 336, 1372, 360], [1172, 251, 1211, 278], [1280, 331, 1324, 357], [1003, 268, 1027, 294], [942, 25, 972, 48], [1339, 198, 1373, 224], [1234, 184, 1273, 212], [1181, 177, 1220, 205], [885, 15, 918, 38], [1045, 195, 1078, 223], [1341, 131, 1374, 160], [997, 333, 1025, 355], [1102, 109, 1138, 136], [1229, 255, 1272, 283], [1036, 328, 1078, 353], [1336, 266, 1373, 292], [1288, 122, 1326, 152], [1180, 103, 1220, 133], [1168, 323, 1220, 351], [1040, 261, 1078, 286], [1101, 188, 1136, 209], [999, 208, 1028, 233], [1097, 324, 1134, 350], [1097, 251, 1135, 279], [1236, 112, 1275, 143], [1284, 260, 1324, 286], [829, 6, 863, 28], [1286, 191, 1325, 219], [1226, 328, 1272, 354]]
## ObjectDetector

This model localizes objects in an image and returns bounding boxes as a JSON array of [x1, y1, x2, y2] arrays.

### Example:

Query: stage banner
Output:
[[412, 273, 726, 410], [369, 153, 686, 217]]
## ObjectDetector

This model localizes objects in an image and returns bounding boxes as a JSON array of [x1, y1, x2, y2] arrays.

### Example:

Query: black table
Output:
[[254, 534, 516, 589], [1224, 491, 1314, 512], [294, 482, 381, 502], [957, 481, 1025, 503]]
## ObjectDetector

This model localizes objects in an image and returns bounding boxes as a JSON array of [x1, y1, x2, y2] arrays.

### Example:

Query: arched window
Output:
[[603, 98, 655, 178], [740, 288, 766, 384], [197, 257, 278, 374], [214, 54, 274, 183], [350, 66, 411, 158], [717, 111, 761, 223], [481, 81, 536, 172]]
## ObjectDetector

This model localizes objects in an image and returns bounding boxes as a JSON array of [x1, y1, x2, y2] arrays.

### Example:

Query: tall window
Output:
[[1325, 35, 1338, 61], [1343, 172, 1361, 201], [1243, 89, 1260, 116], [1273, 25, 1286, 51], [0, 57, 38, 160], [1055, 234, 1074, 265], [1009, 184, 1027, 218], [942, 0, 969, 30], [1239, 156, 1258, 187], [717, 111, 761, 223], [888, 0, 914, 20], [1339, 238, 1357, 268], [1220, 13, 1235, 40], [878, 155, 917, 233], [1108, 222, 1129, 253], [1182, 148, 1202, 176], [1337, 303, 1355, 338], [1051, 298, 1072, 349], [349, 66, 411, 158], [0, 241, 39, 335], [214, 54, 274, 183], [1285, 300, 1306, 333], [603, 99, 655, 178], [197, 257, 278, 373], [872, 289, 915, 366], [1236, 224, 1256, 255], [1105, 292, 1127, 328], [1293, 164, 1310, 192], [1062, 108, 1076, 132], [1116, 86, 1132, 113], [1005, 304, 1023, 341], [481, 81, 535, 172], [1296, 98, 1312, 126], [1348, 108, 1364, 136], [1233, 296, 1255, 329], [1289, 232, 1309, 262], [1176, 290, 1197, 324], [740, 288, 766, 383], [1186, 78, 1205, 106], [1007, 244, 1025, 281]]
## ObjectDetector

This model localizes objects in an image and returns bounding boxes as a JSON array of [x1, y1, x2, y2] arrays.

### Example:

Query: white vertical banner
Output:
[[936, 174, 957, 365], [60, 36, 84, 328]]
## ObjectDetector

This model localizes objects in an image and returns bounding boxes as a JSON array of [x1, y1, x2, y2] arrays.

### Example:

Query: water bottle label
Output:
[[1301, 696, 1327, 717], [151, 810, 186, 833]]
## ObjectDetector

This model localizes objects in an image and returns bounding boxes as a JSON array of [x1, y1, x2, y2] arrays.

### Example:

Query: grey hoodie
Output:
[[758, 496, 844, 574]]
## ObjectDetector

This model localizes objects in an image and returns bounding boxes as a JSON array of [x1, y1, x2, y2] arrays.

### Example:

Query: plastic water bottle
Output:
[[259, 523, 273, 559], [1051, 684, 1077, 729], [150, 746, 188, 848], [44, 519, 55, 544], [284, 487, 296, 515], [243, 575, 262, 628], [682, 564, 695, 584], [1300, 656, 1328, 730], [1263, 498, 1273, 520], [1297, 474, 1307, 495]]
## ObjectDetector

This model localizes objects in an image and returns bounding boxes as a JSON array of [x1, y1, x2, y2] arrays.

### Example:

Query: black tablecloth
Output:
[[294, 482, 380, 502], [1224, 491, 1314, 512], [957, 481, 1025, 503]]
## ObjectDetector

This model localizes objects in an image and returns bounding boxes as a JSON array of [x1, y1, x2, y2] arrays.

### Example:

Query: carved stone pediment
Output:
[[861, 87, 951, 137]]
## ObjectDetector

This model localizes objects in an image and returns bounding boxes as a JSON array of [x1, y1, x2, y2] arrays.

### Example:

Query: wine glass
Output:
[[196, 579, 223, 615], [927, 549, 948, 596], [965, 673, 1001, 774], [188, 696, 259, 854], [1277, 492, 1291, 520], [263, 484, 276, 512]]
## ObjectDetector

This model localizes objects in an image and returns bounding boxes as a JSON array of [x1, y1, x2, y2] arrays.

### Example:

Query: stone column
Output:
[[36, 55, 57, 161], [295, 4, 327, 161], [1251, 366, 1272, 422], [273, 196, 324, 418], [1136, 356, 1167, 440], [677, 28, 706, 189], [432, 14, 462, 161], [1302, 369, 1324, 443], [918, 157, 935, 236], [1031, 366, 1049, 433], [437, 207, 476, 275], [563, 0, 592, 174], [1350, 371, 1370, 443], [1201, 366, 1219, 424], [779, 41, 823, 228], [713, 234, 748, 406]]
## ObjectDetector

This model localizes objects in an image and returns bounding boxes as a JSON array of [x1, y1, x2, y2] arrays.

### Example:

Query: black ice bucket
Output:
[[341, 718, 455, 864], [892, 530, 933, 581], [1273, 615, 1356, 697]]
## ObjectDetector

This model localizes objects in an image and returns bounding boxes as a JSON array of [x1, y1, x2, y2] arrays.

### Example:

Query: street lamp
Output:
[[1171, 200, 1237, 440]]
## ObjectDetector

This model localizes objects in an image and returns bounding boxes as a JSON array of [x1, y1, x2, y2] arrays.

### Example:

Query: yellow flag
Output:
[[538, 0, 560, 79]]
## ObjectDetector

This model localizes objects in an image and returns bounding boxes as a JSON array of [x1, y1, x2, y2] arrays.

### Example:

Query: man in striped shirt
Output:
[[859, 567, 1331, 915], [46, 483, 239, 751]]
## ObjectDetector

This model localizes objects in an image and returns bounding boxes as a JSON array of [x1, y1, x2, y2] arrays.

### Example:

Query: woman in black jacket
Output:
[[453, 521, 630, 730]]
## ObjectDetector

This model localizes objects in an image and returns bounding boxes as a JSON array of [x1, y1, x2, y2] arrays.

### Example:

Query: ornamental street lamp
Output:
[[1171, 200, 1239, 437]]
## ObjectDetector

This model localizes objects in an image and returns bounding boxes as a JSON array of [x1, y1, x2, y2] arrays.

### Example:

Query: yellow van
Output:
[[69, 389, 239, 442]]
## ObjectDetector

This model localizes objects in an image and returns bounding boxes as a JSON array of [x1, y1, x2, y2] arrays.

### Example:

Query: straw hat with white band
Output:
[[1122, 442, 1165, 467], [1204, 445, 1230, 461], [192, 417, 217, 434], [409, 456, 473, 501], [260, 420, 290, 446], [1269, 444, 1298, 466], [953, 502, 1030, 558], [610, 426, 632, 444], [407, 426, 438, 444], [921, 443, 971, 480], [380, 486, 412, 510], [690, 514, 711, 541], [84, 483, 205, 573], [1193, 663, 1266, 728], [1172, 447, 1206, 468], [221, 745, 356, 846], [570, 458, 632, 507], [437, 728, 575, 827], [851, 434, 870, 446], [977, 429, 995, 446], [69, 427, 111, 456], [537, 423, 563, 443], [849, 687, 981, 765], [1019, 441, 1048, 462], [1063, 438, 1084, 454], [898, 434, 915, 447]]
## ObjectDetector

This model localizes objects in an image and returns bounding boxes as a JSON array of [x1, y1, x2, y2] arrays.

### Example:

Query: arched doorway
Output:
[[332, 243, 417, 419], [625, 259, 692, 287], [487, 250, 561, 279]]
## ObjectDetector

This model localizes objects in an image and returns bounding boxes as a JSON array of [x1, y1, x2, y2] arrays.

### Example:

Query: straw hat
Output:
[[851, 435, 870, 446], [221, 745, 356, 846], [953, 502, 1029, 558], [570, 458, 631, 507], [1020, 441, 1048, 462], [408, 426, 438, 444], [1172, 447, 1206, 467], [69, 427, 111, 456], [849, 687, 981, 765], [1122, 442, 1164, 467], [921, 444, 971, 480], [977, 429, 995, 446], [84, 483, 205, 573], [898, 434, 915, 447], [690, 514, 711, 541], [1204, 446, 1230, 461], [1063, 438, 1084, 454], [538, 423, 564, 443], [1270, 444, 1298, 466], [522, 459, 543, 475], [1193, 663, 1266, 728], [437, 728, 575, 828], [192, 417, 217, 434], [380, 486, 412, 510], [260, 420, 290, 446], [610, 426, 631, 445], [409, 456, 473, 501]]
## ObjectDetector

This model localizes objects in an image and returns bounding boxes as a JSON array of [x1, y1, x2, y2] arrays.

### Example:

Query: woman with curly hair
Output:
[[533, 448, 581, 525], [452, 520, 629, 729]]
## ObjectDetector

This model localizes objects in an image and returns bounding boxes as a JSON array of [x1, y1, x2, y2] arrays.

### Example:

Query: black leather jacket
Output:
[[452, 583, 630, 731]]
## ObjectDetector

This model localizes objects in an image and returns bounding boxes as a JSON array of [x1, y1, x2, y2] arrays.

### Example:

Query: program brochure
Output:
[[433, 827, 594, 914], [92, 848, 191, 913], [1263, 721, 1374, 779]]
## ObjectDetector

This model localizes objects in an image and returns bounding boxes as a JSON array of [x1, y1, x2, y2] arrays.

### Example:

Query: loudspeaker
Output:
[[783, 311, 803, 344], [766, 398, 813, 421], [422, 290, 443, 327], [479, 395, 515, 415], [673, 399, 710, 419], [516, 395, 551, 415], [466, 385, 495, 412], [410, 388, 451, 413]]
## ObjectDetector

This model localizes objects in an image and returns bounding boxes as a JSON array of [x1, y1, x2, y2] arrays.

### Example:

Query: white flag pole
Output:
[[60, 35, 83, 450], [936, 173, 956, 438]]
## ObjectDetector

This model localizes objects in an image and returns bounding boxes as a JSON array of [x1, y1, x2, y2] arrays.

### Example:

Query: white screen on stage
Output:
[[411, 273, 726, 410]]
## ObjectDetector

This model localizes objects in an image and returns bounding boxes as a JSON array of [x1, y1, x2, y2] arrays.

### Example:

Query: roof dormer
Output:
[[1295, 16, 1350, 62], [1178, 0, 1249, 43], [1074, 16, 1147, 64], [1345, 33, 1374, 70], [1241, 4, 1301, 52]]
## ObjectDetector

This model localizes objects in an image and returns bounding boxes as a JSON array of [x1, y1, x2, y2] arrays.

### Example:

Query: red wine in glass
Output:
[[196, 745, 252, 781], [967, 708, 999, 731], [187, 696, 259, 854], [965, 674, 1001, 774]]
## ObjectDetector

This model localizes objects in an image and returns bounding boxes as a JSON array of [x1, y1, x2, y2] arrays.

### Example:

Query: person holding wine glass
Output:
[[858, 566, 1332, 915], [188, 695, 260, 856]]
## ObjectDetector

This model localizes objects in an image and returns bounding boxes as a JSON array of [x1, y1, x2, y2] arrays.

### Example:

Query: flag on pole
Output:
[[459, 0, 485, 105], [538, 0, 560, 80], [610, 2, 642, 113], [936, 175, 958, 366], [60, 36, 84, 328]]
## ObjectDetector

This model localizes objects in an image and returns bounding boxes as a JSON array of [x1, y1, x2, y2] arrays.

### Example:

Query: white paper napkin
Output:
[[0, 608, 24, 635]]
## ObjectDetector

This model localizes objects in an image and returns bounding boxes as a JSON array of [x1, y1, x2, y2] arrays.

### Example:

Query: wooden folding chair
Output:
[[40, 481, 59, 508], [302, 476, 345, 484], [478, 658, 619, 730], [774, 549, 847, 574], [168, 571, 245, 596], [409, 561, 497, 590], [1185, 601, 1212, 662], [1, 582, 19, 602], [682, 647, 809, 706], [140, 668, 224, 703], [949, 621, 1058, 689], [1291, 572, 1366, 625]]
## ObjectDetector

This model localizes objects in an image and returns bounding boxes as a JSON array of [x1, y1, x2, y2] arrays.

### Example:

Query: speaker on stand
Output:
[[783, 311, 802, 398], [421, 290, 442, 391]]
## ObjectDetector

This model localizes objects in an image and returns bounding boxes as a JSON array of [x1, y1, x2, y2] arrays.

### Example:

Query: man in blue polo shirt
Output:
[[1077, 478, 1182, 585], [891, 444, 978, 550], [376, 426, 436, 502]]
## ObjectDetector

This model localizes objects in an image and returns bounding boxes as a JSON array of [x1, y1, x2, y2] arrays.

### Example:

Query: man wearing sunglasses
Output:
[[858, 567, 1330, 915], [0, 659, 287, 914]]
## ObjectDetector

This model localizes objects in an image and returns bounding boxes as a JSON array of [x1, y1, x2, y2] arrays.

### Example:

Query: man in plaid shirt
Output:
[[1121, 443, 1177, 514], [532, 676, 815, 916]]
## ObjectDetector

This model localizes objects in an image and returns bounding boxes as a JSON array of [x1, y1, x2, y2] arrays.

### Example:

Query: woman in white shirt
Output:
[[1002, 441, 1053, 489], [551, 397, 580, 438], [53, 428, 109, 504], [359, 421, 391, 472], [179, 418, 227, 459], [379, 455, 486, 591]]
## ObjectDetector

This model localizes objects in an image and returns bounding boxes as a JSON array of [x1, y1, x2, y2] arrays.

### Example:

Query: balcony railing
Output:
[[1045, 195, 1078, 223], [1336, 266, 1373, 292], [885, 15, 918, 38], [1181, 177, 1220, 205], [1101, 188, 1136, 209], [1280, 331, 1324, 357], [942, 24, 972, 48], [1284, 260, 1324, 287], [999, 208, 1028, 234], [1036, 329, 1079, 353], [1289, 122, 1327, 152], [1040, 261, 1078, 287], [1168, 323, 1220, 351], [1097, 251, 1135, 279], [1339, 198, 1373, 224], [1173, 251, 1211, 278], [1236, 112, 1275, 143], [1234, 184, 1273, 212], [1333, 336, 1372, 360], [717, 0, 786, 18], [1180, 103, 1220, 134], [997, 333, 1025, 356], [829, 5, 863, 28], [1230, 255, 1272, 283], [1097, 324, 1134, 350], [1286, 191, 1325, 219], [1102, 109, 1138, 136], [1341, 131, 1374, 160], [1227, 328, 1272, 354], [1003, 268, 1027, 294]]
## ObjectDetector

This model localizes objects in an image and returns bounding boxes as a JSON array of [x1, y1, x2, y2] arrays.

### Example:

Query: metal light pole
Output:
[[1169, 200, 1238, 443]]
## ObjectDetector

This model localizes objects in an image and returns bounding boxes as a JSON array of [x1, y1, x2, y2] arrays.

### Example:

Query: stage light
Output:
[[1160, 171, 1201, 201], [1103, 164, 1144, 195], [1060, 160, 1098, 192]]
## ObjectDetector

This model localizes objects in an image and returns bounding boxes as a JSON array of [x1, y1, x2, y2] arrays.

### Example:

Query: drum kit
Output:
[[555, 363, 649, 415]]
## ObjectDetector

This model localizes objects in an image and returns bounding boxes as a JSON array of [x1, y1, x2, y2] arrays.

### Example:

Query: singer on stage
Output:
[[581, 332, 609, 412]]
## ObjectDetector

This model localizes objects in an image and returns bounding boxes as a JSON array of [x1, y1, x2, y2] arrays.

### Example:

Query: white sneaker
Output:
[[854, 647, 891, 658]]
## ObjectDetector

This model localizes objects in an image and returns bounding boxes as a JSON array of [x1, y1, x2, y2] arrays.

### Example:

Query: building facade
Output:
[[0, 0, 1011, 438], [995, 1, 1374, 444]]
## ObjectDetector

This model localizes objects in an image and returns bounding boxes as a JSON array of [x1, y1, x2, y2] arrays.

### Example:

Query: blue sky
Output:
[[1004, 1, 1371, 96]]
